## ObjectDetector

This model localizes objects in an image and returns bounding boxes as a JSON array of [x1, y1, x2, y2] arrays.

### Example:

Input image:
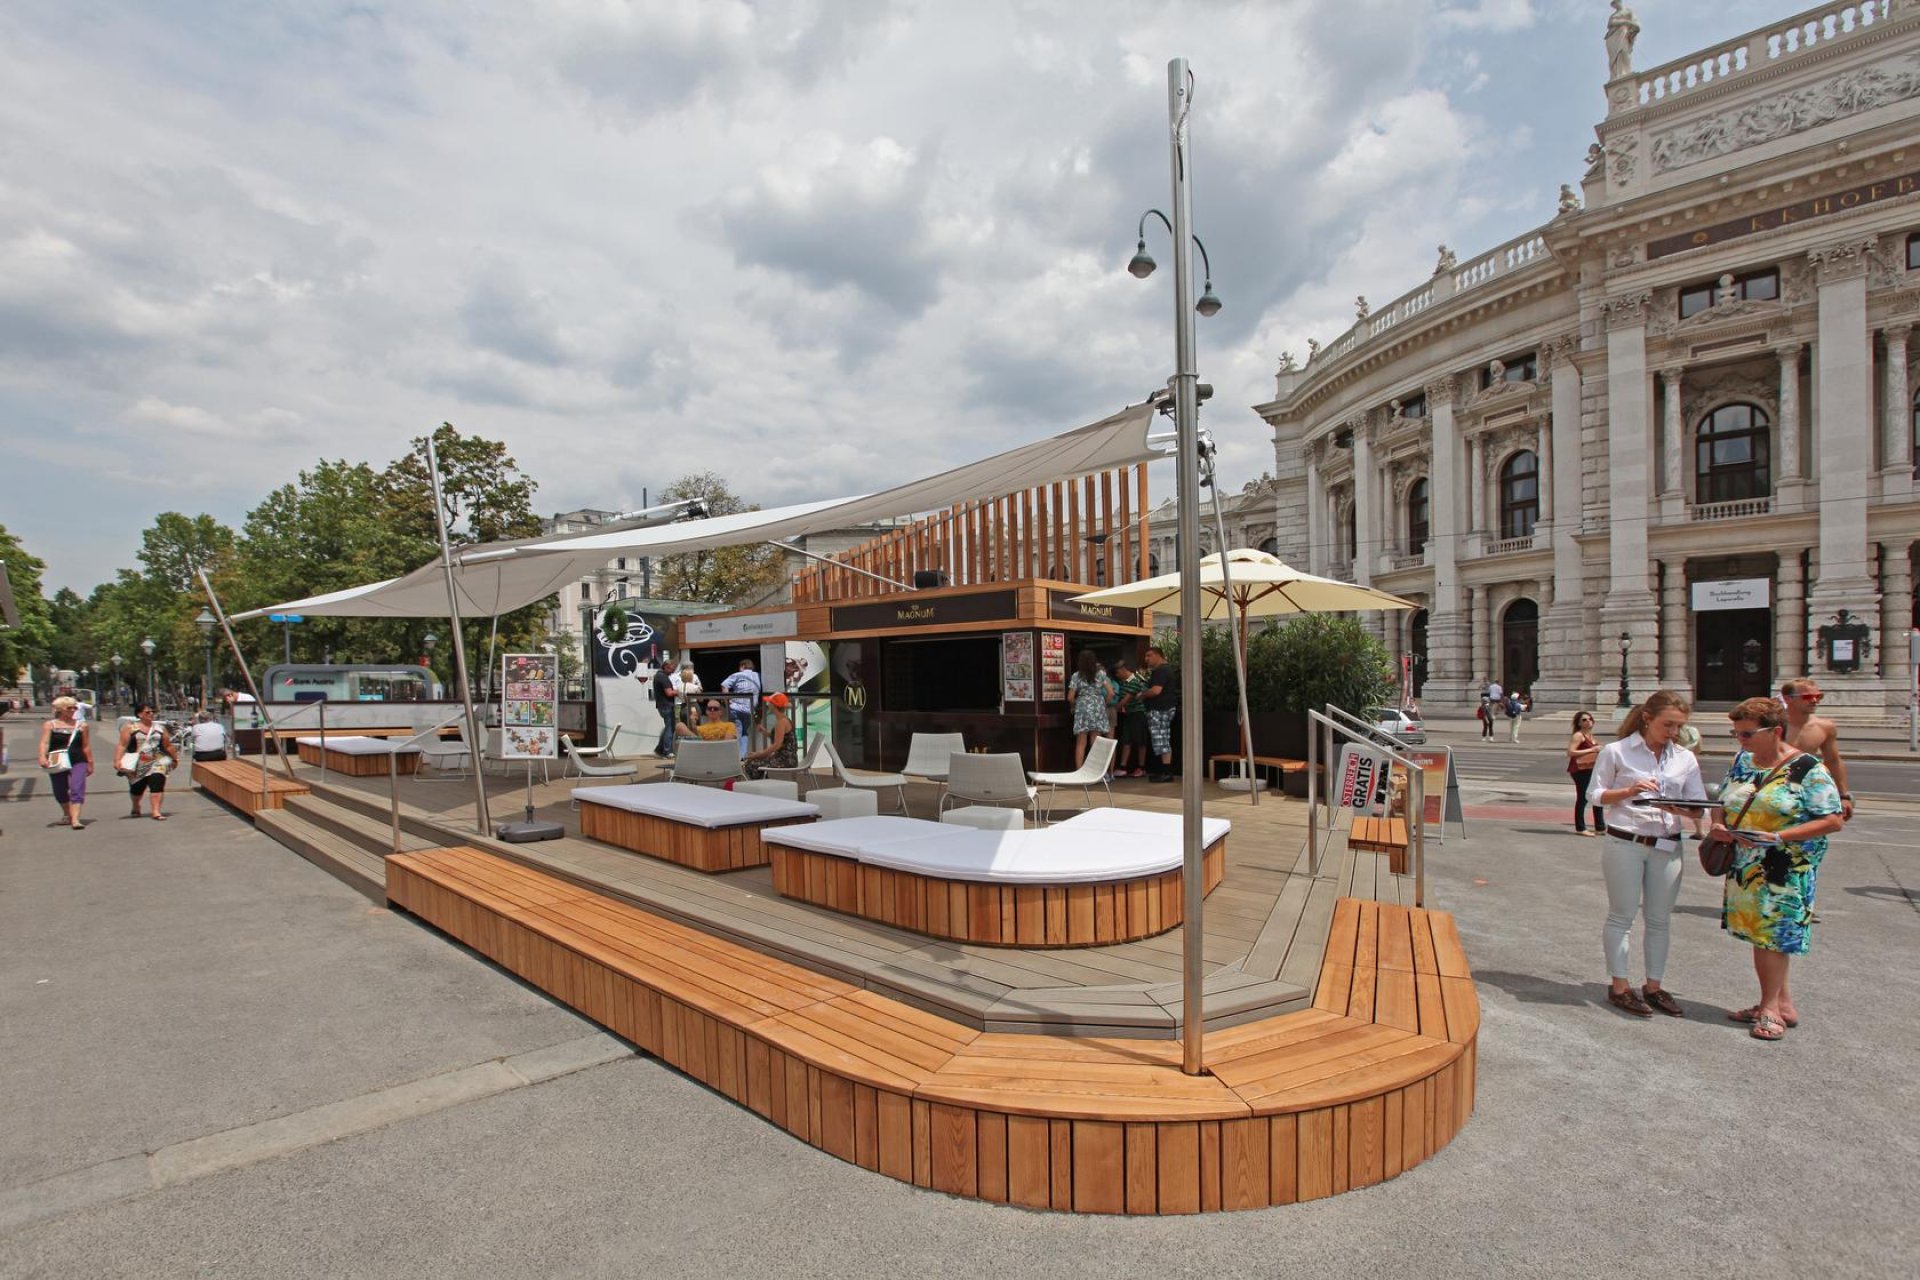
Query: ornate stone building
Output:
[[1144, 474, 1283, 581], [1257, 0, 1920, 719]]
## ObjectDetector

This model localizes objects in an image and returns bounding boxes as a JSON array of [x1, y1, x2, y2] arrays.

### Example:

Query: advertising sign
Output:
[[1040, 632, 1068, 701], [1396, 745, 1466, 841], [1690, 579, 1769, 612], [500, 653, 560, 759], [590, 601, 661, 677], [1002, 631, 1035, 703], [684, 610, 798, 645], [1336, 744, 1392, 817]]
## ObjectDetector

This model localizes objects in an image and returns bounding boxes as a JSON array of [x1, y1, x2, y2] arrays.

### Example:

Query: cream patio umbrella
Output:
[[1072, 549, 1416, 800]]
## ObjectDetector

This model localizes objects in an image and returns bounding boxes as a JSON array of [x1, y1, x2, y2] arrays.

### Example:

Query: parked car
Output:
[[1367, 706, 1426, 746]]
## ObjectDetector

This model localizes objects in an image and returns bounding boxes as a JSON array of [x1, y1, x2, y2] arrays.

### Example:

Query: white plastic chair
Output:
[[761, 733, 825, 796], [668, 738, 746, 787], [417, 731, 472, 781], [1029, 736, 1117, 823], [823, 739, 909, 814], [562, 724, 623, 777], [563, 738, 641, 808], [940, 751, 1036, 818]]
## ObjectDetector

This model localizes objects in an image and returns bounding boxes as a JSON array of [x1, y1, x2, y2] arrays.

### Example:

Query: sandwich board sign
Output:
[[1397, 745, 1467, 842], [1335, 743, 1392, 817]]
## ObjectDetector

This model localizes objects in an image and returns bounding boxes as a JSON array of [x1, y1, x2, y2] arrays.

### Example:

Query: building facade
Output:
[[1257, 0, 1920, 720]]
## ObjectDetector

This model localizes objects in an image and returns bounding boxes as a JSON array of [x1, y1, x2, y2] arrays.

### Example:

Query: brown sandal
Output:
[[1749, 1013, 1787, 1041], [1642, 987, 1684, 1017], [1729, 1005, 1798, 1029], [1607, 987, 1652, 1017]]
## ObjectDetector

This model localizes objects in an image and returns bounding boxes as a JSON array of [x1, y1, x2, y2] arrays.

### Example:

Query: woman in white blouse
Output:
[[1586, 691, 1710, 1018]]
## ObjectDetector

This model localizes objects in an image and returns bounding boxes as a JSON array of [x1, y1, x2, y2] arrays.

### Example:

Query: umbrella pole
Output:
[[1203, 461, 1259, 806]]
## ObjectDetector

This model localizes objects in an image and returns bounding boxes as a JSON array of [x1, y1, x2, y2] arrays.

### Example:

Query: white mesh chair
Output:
[[761, 733, 825, 796], [940, 751, 1036, 819], [667, 738, 746, 787], [562, 724, 623, 777], [417, 732, 473, 781], [563, 738, 641, 809], [823, 739, 909, 814], [1028, 736, 1117, 823], [902, 732, 967, 781]]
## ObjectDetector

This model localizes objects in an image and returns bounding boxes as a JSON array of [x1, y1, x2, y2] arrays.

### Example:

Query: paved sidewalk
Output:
[[2, 720, 1916, 1277]]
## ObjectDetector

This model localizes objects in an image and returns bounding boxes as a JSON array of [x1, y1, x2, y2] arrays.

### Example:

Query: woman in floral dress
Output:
[[1709, 696, 1845, 1041], [1066, 650, 1114, 769]]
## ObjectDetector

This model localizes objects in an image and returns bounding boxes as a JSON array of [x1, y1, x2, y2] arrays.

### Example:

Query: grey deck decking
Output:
[[259, 758, 1414, 1038]]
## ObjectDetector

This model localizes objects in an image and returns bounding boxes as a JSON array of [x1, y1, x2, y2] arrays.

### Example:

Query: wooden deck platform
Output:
[[192, 758, 312, 813], [387, 847, 1476, 1213]]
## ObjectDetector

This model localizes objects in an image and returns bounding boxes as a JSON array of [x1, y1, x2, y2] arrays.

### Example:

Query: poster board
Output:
[[500, 653, 560, 759], [1040, 631, 1067, 701], [1002, 631, 1035, 703], [1335, 744, 1392, 817], [1396, 745, 1466, 842]]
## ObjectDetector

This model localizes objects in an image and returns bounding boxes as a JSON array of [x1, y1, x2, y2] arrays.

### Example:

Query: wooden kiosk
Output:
[[678, 466, 1155, 774]]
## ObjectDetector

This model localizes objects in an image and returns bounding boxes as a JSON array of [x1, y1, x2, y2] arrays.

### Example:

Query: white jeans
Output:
[[1602, 834, 1685, 983]]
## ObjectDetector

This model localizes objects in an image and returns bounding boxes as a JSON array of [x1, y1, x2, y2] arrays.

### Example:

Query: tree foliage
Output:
[[1155, 614, 1397, 718], [652, 472, 785, 604], [0, 523, 55, 685]]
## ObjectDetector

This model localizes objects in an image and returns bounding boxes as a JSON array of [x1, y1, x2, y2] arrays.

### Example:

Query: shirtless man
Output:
[[1781, 678, 1853, 821]]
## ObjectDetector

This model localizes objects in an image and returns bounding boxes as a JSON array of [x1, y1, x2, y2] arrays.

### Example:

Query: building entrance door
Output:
[[1409, 610, 1429, 698], [1500, 599, 1539, 693], [1695, 608, 1771, 702]]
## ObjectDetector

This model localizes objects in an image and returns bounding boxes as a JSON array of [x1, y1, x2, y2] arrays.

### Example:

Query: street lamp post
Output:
[[196, 607, 217, 712], [110, 654, 122, 707], [1126, 57, 1220, 1076], [140, 636, 156, 707], [423, 632, 438, 691], [1615, 631, 1633, 710]]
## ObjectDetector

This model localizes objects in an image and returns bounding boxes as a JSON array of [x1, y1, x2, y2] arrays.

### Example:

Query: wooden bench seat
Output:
[[1208, 753, 1312, 781], [192, 758, 311, 813], [386, 846, 1477, 1215], [1349, 816, 1411, 874]]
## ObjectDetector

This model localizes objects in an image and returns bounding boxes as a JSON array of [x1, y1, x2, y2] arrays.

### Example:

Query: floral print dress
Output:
[[1719, 751, 1842, 956]]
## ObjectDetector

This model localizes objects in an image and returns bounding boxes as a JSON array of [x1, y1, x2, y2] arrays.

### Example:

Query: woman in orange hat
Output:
[[744, 692, 798, 780]]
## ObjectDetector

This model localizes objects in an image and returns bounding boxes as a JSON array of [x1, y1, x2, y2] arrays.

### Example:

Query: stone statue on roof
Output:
[[1278, 350, 1298, 372], [1605, 1, 1639, 80], [1557, 183, 1581, 215], [1585, 142, 1606, 179], [1355, 295, 1370, 320], [1435, 245, 1457, 274]]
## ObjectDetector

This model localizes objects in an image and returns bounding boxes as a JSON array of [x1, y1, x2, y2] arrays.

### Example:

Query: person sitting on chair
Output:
[[743, 693, 798, 780]]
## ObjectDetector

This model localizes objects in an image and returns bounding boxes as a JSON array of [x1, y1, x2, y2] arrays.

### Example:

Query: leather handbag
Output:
[[1699, 758, 1792, 876]]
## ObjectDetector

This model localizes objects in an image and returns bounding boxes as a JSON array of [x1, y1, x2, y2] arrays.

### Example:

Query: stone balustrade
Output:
[[1687, 497, 1774, 522], [1630, 1, 1896, 111]]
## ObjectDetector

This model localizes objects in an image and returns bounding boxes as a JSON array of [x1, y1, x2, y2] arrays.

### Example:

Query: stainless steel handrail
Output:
[[385, 710, 470, 855], [256, 701, 326, 799], [1307, 707, 1427, 908]]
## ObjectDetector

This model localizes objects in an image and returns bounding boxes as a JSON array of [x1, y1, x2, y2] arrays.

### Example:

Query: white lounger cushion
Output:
[[1051, 808, 1230, 847], [294, 736, 421, 756], [574, 781, 818, 829], [761, 808, 1227, 885]]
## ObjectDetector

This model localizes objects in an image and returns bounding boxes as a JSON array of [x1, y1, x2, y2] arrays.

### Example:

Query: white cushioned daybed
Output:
[[763, 808, 1230, 947], [294, 735, 422, 775], [575, 781, 819, 873]]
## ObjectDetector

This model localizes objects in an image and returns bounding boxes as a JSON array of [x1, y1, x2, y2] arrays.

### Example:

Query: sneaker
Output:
[[1148, 773, 1175, 783]]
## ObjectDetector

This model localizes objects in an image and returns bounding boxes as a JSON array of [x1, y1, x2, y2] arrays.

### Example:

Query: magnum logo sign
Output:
[[1048, 590, 1141, 627], [832, 590, 1017, 633], [1648, 171, 1920, 260]]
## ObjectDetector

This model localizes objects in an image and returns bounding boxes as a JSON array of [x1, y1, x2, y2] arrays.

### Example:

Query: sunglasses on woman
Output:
[[1729, 727, 1781, 741]]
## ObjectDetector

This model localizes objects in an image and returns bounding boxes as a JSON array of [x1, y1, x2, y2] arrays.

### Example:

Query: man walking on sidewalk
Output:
[[1783, 677, 1854, 820]]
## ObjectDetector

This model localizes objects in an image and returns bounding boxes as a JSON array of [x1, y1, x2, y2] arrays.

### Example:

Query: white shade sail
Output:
[[233, 399, 1162, 621]]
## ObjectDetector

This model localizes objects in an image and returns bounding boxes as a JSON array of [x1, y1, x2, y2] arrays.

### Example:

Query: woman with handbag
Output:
[[1708, 697, 1845, 1042], [1565, 711, 1603, 836], [117, 702, 179, 820], [37, 695, 92, 830], [1586, 690, 1709, 1017]]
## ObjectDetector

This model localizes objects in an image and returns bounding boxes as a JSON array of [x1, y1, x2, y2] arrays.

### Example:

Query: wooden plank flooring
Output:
[[387, 846, 1477, 1214]]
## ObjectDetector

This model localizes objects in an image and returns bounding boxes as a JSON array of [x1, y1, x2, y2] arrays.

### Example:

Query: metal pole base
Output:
[[495, 820, 565, 842], [1217, 773, 1269, 793]]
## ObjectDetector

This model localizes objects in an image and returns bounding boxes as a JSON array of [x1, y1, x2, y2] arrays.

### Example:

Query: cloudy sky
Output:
[[3, 0, 1783, 594]]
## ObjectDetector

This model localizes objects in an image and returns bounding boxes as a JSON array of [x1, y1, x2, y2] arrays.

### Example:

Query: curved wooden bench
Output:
[[387, 847, 1476, 1214], [764, 810, 1229, 948]]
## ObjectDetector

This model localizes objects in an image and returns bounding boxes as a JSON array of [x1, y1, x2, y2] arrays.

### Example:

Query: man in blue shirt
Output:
[[720, 659, 761, 756]]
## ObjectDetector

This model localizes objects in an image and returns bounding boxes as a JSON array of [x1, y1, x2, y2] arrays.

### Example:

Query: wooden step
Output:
[[281, 793, 434, 858], [255, 809, 386, 901]]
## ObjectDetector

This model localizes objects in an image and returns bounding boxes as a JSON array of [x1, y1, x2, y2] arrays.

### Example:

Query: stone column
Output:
[[1537, 336, 1587, 707], [1600, 292, 1659, 703], [1536, 416, 1554, 525], [1306, 444, 1325, 576], [1881, 542, 1912, 679], [1468, 585, 1487, 688], [1884, 325, 1912, 473], [1808, 239, 1888, 712], [1777, 344, 1803, 483], [1353, 420, 1375, 586], [1425, 376, 1471, 706], [1775, 549, 1804, 688], [1659, 563, 1693, 698], [1660, 367, 1684, 497], [1464, 434, 1481, 537]]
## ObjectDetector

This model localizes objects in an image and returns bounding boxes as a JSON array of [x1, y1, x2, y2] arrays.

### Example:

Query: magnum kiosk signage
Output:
[[831, 591, 1018, 633], [1048, 589, 1140, 627]]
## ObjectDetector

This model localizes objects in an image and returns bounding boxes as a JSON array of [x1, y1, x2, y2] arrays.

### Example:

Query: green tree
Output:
[[653, 472, 784, 603], [1155, 614, 1396, 718], [0, 524, 55, 687], [137, 512, 236, 594]]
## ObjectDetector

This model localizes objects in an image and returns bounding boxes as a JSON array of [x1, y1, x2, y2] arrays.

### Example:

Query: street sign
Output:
[[268, 614, 305, 624]]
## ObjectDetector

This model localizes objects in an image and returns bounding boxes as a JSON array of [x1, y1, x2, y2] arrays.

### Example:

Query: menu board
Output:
[[1002, 632, 1035, 703], [1040, 631, 1068, 702], [500, 653, 560, 759]]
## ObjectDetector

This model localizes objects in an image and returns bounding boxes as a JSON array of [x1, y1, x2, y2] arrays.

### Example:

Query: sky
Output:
[[1, 0, 1788, 595]]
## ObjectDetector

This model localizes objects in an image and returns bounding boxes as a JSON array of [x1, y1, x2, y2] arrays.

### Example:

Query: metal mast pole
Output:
[[1167, 57, 1207, 1076], [428, 433, 493, 836]]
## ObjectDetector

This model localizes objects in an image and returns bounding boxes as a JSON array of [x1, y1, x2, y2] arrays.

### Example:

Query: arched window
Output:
[[1695, 403, 1771, 503], [1343, 502, 1357, 562], [1258, 536, 1279, 556], [1498, 452, 1538, 539], [1407, 478, 1430, 554], [1148, 552, 1161, 576]]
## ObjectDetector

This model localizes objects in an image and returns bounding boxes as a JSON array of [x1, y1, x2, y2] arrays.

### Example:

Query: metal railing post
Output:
[[377, 709, 467, 856], [1307, 707, 1320, 874], [317, 702, 327, 783]]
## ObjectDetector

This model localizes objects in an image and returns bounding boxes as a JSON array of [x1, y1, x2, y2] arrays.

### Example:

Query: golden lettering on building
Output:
[[895, 605, 935, 622], [1652, 168, 1920, 259]]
